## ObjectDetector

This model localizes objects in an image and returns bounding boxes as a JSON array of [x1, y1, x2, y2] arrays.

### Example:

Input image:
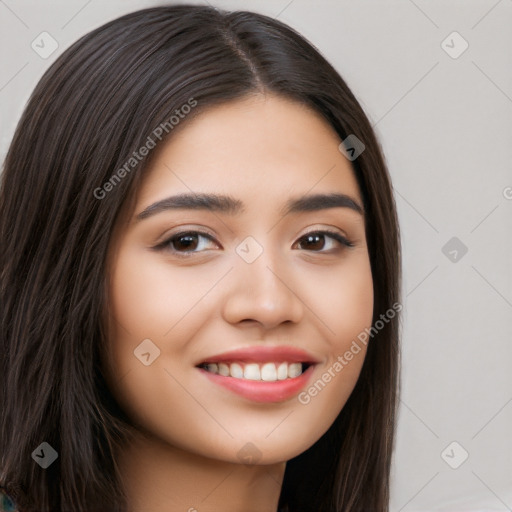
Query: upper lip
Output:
[[196, 345, 321, 365]]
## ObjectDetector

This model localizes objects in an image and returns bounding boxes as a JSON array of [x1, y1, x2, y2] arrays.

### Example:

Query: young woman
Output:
[[0, 5, 401, 511]]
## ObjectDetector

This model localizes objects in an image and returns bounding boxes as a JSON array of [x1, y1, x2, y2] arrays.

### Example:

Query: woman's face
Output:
[[103, 93, 373, 464]]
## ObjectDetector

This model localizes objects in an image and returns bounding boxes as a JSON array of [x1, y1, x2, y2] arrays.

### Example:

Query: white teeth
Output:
[[277, 362, 288, 380], [288, 363, 302, 378], [261, 363, 277, 381], [244, 363, 261, 380], [230, 362, 244, 379], [201, 361, 308, 381], [217, 363, 230, 376]]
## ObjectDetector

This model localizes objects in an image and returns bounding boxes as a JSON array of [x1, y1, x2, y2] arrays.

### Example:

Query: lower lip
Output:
[[197, 365, 316, 403]]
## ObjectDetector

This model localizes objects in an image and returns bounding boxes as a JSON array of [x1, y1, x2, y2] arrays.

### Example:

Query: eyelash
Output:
[[154, 229, 354, 258]]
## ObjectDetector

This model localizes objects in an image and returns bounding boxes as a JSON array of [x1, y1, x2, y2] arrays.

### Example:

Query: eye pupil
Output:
[[174, 234, 198, 251], [301, 234, 324, 251]]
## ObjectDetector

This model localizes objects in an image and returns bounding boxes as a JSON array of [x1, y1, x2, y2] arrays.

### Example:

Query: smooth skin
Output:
[[102, 93, 374, 512]]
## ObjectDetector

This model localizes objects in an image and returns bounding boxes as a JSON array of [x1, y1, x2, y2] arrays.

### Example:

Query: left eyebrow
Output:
[[134, 192, 364, 222], [281, 192, 364, 216]]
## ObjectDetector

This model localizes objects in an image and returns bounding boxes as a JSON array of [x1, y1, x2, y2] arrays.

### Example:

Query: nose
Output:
[[221, 247, 305, 330]]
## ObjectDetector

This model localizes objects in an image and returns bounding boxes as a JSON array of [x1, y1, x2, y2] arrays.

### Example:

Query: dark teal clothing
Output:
[[0, 491, 17, 512]]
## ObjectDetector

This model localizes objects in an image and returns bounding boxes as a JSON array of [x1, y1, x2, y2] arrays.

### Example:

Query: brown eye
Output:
[[295, 230, 353, 252], [156, 231, 219, 256], [172, 233, 200, 251]]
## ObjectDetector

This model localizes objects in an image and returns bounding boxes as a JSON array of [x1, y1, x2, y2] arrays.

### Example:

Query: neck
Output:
[[116, 430, 286, 512]]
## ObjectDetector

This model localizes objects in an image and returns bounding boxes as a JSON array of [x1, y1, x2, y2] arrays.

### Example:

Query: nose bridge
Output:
[[221, 235, 304, 327]]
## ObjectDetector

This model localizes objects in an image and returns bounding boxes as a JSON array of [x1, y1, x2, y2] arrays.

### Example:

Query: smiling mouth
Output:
[[196, 361, 313, 381]]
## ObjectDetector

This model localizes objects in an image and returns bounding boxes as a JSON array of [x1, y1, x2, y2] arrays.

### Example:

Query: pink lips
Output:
[[195, 345, 319, 403], [196, 345, 320, 365], [198, 365, 316, 402]]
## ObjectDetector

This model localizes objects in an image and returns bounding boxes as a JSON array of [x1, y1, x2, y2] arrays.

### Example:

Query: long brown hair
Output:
[[0, 5, 401, 511]]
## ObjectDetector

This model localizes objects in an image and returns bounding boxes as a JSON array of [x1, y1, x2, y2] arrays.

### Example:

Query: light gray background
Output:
[[1, 1, 511, 510]]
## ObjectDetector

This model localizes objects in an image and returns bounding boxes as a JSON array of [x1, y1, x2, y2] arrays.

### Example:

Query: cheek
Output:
[[104, 246, 183, 395], [108, 246, 206, 339], [104, 245, 222, 417], [310, 254, 374, 349], [289, 256, 373, 439]]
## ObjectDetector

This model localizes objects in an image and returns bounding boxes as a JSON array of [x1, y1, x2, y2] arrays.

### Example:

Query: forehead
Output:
[[135, 94, 362, 211]]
